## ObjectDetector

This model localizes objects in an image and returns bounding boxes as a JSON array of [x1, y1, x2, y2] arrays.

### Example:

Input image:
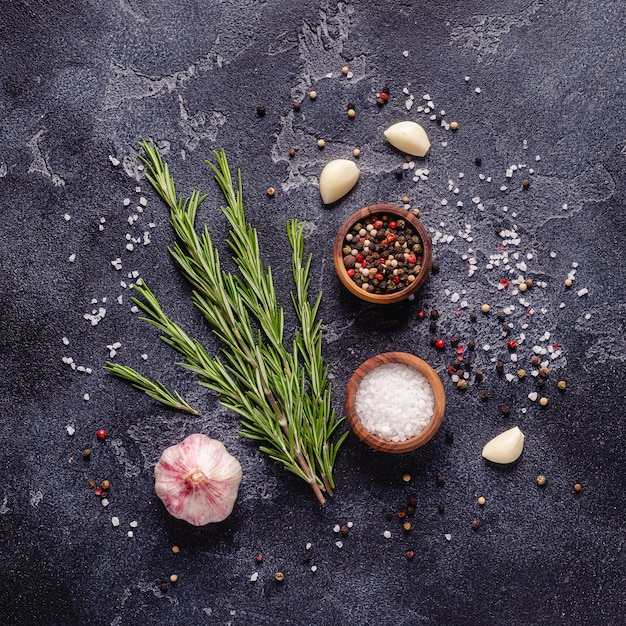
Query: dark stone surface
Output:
[[1, 1, 625, 624]]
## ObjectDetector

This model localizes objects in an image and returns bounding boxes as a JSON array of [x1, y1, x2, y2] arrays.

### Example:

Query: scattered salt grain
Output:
[[83, 394, 90, 401], [68, 253, 76, 263], [311, 565, 318, 573], [109, 155, 120, 167], [333, 524, 340, 533], [66, 425, 75, 436], [250, 572, 259, 582], [62, 337, 70, 346], [101, 498, 109, 507], [112, 517, 120, 527], [577, 288, 588, 297], [130, 520, 138, 528], [127, 531, 133, 538], [383, 530, 392, 539], [445, 534, 452, 541], [335, 541, 343, 548], [355, 363, 434, 442], [64, 214, 71, 221]]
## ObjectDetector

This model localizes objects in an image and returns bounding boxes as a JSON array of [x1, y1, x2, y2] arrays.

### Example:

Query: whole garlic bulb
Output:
[[154, 433, 242, 526]]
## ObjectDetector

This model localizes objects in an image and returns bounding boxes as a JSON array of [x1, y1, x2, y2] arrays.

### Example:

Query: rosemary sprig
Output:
[[104, 363, 200, 415], [111, 142, 344, 504]]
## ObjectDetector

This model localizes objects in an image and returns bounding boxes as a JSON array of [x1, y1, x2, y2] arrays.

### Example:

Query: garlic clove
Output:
[[319, 159, 360, 204], [384, 121, 431, 157], [481, 426, 525, 464], [154, 433, 242, 526]]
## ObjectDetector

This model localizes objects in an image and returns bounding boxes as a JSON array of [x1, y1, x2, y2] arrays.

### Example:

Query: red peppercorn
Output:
[[507, 339, 517, 350], [374, 220, 383, 229], [347, 269, 355, 277], [361, 260, 367, 268], [447, 365, 457, 376], [393, 275, 401, 283], [500, 278, 510, 287], [255, 553, 263, 563], [94, 488, 102, 496], [389, 221, 397, 229], [407, 254, 416, 264], [417, 309, 427, 319], [379, 92, 389, 101], [435, 339, 445, 349], [355, 253, 364, 262], [96, 429, 107, 440], [375, 273, 384, 281]]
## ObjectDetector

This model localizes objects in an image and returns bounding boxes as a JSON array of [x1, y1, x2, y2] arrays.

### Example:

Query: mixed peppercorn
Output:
[[341, 214, 424, 295]]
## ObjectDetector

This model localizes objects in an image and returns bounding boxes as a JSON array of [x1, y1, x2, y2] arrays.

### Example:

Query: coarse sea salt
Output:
[[354, 363, 434, 442]]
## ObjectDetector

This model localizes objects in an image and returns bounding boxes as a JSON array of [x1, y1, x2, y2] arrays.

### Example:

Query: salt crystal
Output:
[[306, 542, 312, 550], [83, 393, 90, 401], [311, 566, 317, 573], [130, 520, 138, 528], [445, 534, 452, 541], [528, 392, 538, 402], [109, 155, 120, 167], [66, 425, 75, 436], [402, 50, 409, 57], [127, 531, 133, 538], [335, 541, 343, 548], [62, 337, 69, 345], [355, 363, 434, 442], [577, 288, 588, 297], [383, 530, 392, 539], [112, 517, 120, 527], [101, 498, 109, 507], [250, 572, 259, 582], [333, 524, 340, 533]]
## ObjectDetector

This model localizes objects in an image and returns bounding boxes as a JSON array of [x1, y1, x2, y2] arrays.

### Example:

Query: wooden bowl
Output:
[[333, 204, 432, 304], [345, 352, 445, 453]]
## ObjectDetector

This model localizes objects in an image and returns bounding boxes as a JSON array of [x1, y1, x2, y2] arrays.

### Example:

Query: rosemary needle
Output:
[[108, 143, 345, 504]]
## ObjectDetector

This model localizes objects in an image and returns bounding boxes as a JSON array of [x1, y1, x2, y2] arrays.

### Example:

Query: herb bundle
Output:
[[106, 143, 346, 504]]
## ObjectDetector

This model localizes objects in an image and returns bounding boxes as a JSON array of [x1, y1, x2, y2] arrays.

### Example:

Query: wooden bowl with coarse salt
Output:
[[344, 352, 445, 453], [333, 203, 432, 305]]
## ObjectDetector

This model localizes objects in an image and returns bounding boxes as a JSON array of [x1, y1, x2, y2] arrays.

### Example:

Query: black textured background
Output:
[[1, 1, 625, 624]]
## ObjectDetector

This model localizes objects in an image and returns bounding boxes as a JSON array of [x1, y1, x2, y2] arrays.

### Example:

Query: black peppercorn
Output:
[[160, 583, 168, 593], [340, 525, 350, 536], [256, 104, 266, 116], [293, 101, 301, 111], [429, 322, 438, 333], [395, 167, 403, 178], [468, 340, 476, 350], [445, 430, 454, 444], [522, 179, 531, 189], [475, 156, 482, 166], [475, 369, 484, 380], [385, 511, 393, 520], [435, 113, 443, 125], [536, 378, 546, 388], [531, 355, 541, 366], [472, 519, 480, 530], [438, 503, 445, 514], [436, 475, 445, 487], [302, 552, 311, 563], [480, 389, 489, 401], [496, 361, 504, 373], [431, 262, 440, 274], [408, 495, 417, 507], [347, 102, 355, 110], [430, 309, 439, 319], [501, 405, 510, 416], [470, 311, 478, 322], [289, 148, 296, 158], [376, 97, 385, 107], [497, 311, 506, 322], [450, 336, 459, 346], [381, 85, 390, 95]]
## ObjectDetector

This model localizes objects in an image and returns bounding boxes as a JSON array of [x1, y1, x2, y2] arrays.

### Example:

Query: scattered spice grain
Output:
[[171, 545, 180, 554], [536, 475, 547, 486], [274, 572, 285, 582], [309, 91, 317, 100], [472, 519, 480, 530], [317, 139, 325, 149], [573, 483, 582, 493], [169, 574, 178, 583], [256, 104, 266, 117], [266, 187, 276, 197], [477, 496, 486, 506]]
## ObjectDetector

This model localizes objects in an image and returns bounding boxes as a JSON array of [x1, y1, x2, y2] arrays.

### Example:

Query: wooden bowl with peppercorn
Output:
[[333, 204, 432, 304], [345, 352, 445, 453]]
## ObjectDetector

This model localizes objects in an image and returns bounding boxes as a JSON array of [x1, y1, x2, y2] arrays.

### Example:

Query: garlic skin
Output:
[[154, 433, 242, 526], [319, 159, 360, 204], [384, 121, 431, 157], [481, 426, 525, 464]]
